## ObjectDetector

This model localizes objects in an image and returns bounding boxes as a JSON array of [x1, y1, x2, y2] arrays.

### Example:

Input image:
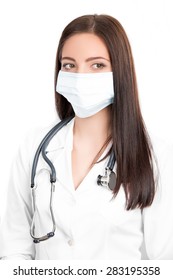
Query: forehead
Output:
[[61, 33, 110, 59]]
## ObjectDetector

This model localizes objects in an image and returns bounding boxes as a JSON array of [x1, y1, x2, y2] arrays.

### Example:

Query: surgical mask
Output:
[[56, 70, 114, 118]]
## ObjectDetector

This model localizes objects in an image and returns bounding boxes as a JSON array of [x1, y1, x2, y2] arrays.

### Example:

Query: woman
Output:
[[0, 14, 173, 260]]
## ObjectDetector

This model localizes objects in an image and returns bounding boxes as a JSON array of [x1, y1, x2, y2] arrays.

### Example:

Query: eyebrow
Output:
[[61, 56, 76, 62], [61, 56, 110, 62]]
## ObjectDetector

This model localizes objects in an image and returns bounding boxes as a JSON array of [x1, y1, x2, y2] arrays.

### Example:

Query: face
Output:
[[60, 33, 112, 73]]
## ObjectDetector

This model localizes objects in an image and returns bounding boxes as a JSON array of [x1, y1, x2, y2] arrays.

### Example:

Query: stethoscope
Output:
[[30, 116, 116, 243]]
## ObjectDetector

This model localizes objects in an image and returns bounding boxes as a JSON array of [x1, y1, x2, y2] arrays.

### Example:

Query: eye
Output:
[[62, 63, 75, 70], [92, 63, 106, 69]]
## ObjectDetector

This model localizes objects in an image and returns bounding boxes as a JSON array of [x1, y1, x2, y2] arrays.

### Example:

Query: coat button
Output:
[[68, 239, 74, 246]]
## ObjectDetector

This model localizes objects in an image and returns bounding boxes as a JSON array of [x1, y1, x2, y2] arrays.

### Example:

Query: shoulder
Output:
[[150, 133, 173, 170], [17, 118, 74, 165], [149, 133, 173, 203]]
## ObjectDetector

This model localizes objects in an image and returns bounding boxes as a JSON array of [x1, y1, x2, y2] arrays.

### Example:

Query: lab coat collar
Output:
[[45, 118, 74, 153], [43, 117, 116, 193]]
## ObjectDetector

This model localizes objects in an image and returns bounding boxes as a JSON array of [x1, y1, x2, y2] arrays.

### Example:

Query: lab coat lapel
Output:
[[45, 119, 74, 191]]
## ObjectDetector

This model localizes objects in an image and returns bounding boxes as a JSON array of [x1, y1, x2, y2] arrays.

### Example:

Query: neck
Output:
[[73, 106, 112, 146]]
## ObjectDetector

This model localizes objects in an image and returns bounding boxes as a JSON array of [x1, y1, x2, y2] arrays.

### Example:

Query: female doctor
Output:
[[0, 14, 173, 260]]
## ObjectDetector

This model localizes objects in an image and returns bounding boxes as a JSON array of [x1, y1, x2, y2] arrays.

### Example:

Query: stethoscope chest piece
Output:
[[97, 167, 116, 191]]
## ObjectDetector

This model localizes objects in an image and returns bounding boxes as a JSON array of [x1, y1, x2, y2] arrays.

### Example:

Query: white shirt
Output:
[[0, 118, 173, 260]]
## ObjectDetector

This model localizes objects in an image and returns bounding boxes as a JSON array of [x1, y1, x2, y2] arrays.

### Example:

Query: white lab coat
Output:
[[0, 118, 173, 260]]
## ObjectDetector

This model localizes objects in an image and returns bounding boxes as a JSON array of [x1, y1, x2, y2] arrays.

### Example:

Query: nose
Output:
[[75, 64, 89, 73]]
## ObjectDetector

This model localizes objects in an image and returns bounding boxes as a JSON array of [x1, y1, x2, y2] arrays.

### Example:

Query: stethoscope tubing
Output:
[[30, 116, 116, 243], [31, 116, 74, 188]]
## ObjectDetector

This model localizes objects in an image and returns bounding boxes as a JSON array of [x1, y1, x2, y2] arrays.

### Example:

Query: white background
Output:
[[0, 0, 173, 219]]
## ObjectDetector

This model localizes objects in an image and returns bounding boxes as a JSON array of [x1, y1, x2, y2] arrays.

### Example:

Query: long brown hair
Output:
[[54, 14, 156, 210]]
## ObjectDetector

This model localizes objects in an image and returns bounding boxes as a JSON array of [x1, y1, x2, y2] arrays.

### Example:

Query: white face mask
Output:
[[56, 70, 114, 118]]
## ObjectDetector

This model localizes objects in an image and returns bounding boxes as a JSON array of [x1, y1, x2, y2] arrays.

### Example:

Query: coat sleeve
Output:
[[142, 139, 173, 259], [0, 134, 37, 259]]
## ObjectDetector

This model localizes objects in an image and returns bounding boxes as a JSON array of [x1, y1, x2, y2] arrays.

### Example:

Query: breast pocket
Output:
[[98, 187, 141, 229]]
